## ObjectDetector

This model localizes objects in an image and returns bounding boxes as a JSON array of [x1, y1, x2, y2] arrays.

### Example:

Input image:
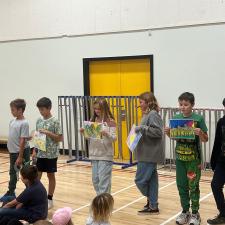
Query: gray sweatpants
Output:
[[91, 160, 113, 195]]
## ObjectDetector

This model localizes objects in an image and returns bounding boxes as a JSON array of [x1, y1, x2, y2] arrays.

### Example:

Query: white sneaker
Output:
[[176, 211, 191, 225], [189, 213, 201, 225], [19, 220, 29, 225], [48, 199, 53, 210]]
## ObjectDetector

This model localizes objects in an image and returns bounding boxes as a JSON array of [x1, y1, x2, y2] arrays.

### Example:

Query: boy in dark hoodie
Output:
[[207, 98, 225, 225]]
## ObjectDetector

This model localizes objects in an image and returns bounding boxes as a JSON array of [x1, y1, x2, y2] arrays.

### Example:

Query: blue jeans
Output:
[[92, 160, 113, 195], [0, 208, 32, 223], [135, 162, 158, 208]]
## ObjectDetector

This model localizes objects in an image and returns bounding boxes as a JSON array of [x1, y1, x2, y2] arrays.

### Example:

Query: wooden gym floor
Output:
[[0, 150, 217, 225]]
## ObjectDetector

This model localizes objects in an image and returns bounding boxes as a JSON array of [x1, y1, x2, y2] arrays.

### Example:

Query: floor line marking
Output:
[[159, 192, 213, 225], [57, 168, 135, 180], [72, 183, 136, 213], [112, 181, 176, 213]]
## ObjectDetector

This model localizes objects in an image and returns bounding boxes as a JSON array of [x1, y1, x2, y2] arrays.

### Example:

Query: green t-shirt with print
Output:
[[36, 117, 62, 159], [173, 112, 208, 161]]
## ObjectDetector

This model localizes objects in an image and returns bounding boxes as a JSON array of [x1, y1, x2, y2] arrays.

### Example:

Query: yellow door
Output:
[[89, 58, 151, 160]]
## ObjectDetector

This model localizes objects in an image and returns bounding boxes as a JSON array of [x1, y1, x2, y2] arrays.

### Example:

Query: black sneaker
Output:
[[207, 215, 225, 224], [138, 207, 159, 215]]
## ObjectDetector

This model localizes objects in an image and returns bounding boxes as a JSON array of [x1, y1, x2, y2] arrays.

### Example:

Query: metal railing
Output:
[[58, 96, 225, 169]]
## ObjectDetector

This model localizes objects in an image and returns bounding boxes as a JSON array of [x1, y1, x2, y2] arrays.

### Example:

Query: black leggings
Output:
[[211, 163, 225, 216]]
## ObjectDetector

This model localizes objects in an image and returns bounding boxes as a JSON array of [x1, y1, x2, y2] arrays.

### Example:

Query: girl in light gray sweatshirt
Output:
[[81, 98, 116, 195]]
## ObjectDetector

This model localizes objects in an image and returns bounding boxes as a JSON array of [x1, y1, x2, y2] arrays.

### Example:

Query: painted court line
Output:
[[72, 203, 91, 213], [58, 168, 91, 175], [58, 168, 135, 180], [112, 184, 136, 195], [58, 167, 178, 182], [112, 181, 176, 213], [72, 180, 176, 214], [159, 192, 213, 225], [72, 184, 136, 213]]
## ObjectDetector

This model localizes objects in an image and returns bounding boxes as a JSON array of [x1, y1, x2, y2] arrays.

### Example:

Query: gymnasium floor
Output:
[[0, 150, 216, 225]]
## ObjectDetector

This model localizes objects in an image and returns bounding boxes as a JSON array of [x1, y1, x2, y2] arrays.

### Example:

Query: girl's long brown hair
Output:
[[139, 92, 160, 112], [91, 98, 115, 123], [91, 193, 114, 223]]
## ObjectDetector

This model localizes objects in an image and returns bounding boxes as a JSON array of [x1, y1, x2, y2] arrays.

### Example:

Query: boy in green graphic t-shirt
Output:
[[165, 92, 208, 225]]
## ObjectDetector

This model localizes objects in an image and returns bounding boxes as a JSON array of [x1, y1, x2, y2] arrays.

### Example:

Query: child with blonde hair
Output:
[[80, 98, 117, 195], [86, 193, 114, 225]]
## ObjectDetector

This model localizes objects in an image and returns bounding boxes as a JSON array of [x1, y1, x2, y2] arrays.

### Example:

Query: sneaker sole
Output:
[[189, 219, 201, 225], [176, 221, 189, 225], [207, 223, 225, 225], [138, 212, 160, 215]]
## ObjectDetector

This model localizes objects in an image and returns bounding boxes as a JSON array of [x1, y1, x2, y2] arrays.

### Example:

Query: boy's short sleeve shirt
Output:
[[7, 119, 30, 153], [36, 117, 62, 159], [173, 112, 208, 161], [16, 180, 48, 222]]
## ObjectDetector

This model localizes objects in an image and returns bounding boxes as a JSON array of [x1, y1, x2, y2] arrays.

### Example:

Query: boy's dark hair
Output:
[[36, 97, 52, 109], [223, 98, 225, 107], [178, 92, 195, 105], [10, 99, 26, 112], [20, 165, 38, 184]]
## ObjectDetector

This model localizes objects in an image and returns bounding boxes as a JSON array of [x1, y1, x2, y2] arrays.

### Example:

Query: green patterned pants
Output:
[[176, 159, 201, 212]]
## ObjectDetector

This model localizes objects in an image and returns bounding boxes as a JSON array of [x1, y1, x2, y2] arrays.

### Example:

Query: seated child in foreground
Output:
[[86, 193, 114, 225], [0, 165, 48, 223]]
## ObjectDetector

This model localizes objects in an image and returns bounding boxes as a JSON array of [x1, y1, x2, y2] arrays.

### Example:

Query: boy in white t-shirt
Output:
[[0, 99, 30, 201]]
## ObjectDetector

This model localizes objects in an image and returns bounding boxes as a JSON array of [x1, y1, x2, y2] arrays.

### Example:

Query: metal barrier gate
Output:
[[58, 96, 225, 169]]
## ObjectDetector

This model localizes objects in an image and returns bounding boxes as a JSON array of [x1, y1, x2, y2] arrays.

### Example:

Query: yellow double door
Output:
[[89, 58, 151, 160]]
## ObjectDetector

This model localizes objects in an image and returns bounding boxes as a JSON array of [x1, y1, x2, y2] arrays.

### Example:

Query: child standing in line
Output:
[[33, 97, 63, 210], [165, 92, 208, 225], [0, 99, 30, 201], [207, 98, 225, 225], [134, 92, 164, 215], [0, 165, 48, 223], [86, 193, 114, 225], [80, 98, 117, 195]]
